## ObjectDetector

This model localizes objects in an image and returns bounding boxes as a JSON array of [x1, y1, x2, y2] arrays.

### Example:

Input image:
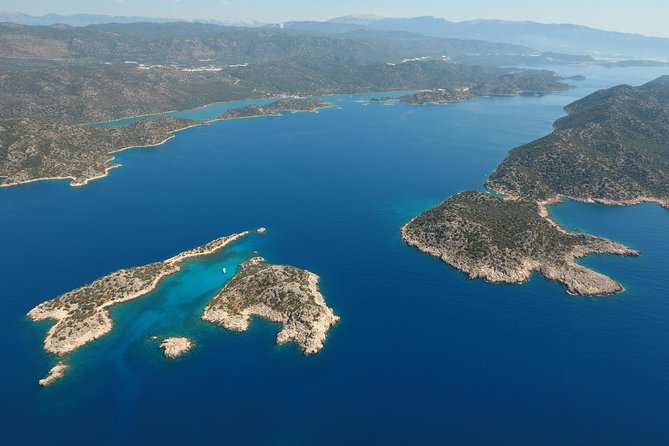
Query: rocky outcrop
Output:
[[38, 361, 69, 387], [202, 258, 339, 354], [159, 337, 194, 359]]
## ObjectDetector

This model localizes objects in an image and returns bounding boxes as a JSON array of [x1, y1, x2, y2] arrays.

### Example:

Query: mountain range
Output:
[[3, 11, 665, 60], [327, 15, 669, 59]]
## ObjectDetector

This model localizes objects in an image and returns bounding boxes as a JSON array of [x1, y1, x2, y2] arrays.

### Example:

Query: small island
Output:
[[402, 191, 639, 296], [213, 97, 331, 121], [159, 337, 194, 359], [371, 70, 571, 106], [27, 231, 248, 385], [38, 361, 70, 387], [202, 257, 339, 354]]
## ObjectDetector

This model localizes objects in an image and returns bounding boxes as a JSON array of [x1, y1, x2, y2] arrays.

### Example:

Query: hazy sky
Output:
[[1, 0, 668, 37]]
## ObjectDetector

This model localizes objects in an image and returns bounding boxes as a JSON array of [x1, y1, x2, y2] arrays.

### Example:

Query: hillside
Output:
[[487, 76, 669, 208]]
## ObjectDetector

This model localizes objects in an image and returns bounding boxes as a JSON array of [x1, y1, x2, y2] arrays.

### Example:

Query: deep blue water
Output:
[[1, 66, 668, 445]]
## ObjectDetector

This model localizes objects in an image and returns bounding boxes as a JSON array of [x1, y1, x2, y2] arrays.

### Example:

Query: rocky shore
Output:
[[27, 232, 247, 384], [202, 257, 339, 354], [159, 337, 194, 359], [402, 191, 639, 296]]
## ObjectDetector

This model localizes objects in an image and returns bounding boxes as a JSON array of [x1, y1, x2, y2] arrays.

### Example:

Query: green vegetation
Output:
[[406, 191, 591, 265], [487, 76, 669, 207]]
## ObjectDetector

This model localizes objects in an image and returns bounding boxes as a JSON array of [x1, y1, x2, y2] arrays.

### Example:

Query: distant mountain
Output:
[[329, 15, 669, 60], [328, 14, 385, 25], [0, 11, 263, 28], [6, 11, 666, 60], [1, 21, 576, 67]]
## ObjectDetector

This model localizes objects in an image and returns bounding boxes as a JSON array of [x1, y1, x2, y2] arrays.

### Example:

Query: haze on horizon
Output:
[[0, 0, 668, 38]]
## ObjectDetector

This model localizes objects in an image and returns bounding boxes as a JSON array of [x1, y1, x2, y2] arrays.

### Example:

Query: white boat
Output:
[[221, 267, 227, 274]]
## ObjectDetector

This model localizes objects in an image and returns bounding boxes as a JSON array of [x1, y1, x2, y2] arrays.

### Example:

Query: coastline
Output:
[[3, 83, 565, 190], [1, 102, 333, 189], [0, 124, 196, 188], [28, 231, 249, 384], [201, 259, 340, 355], [401, 192, 639, 296]]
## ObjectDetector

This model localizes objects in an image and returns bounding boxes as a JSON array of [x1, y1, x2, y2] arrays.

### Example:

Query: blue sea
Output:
[[1, 66, 668, 445]]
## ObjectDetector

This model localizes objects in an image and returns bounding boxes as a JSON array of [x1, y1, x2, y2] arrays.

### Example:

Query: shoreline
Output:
[[401, 191, 639, 296], [2, 103, 333, 189], [28, 231, 249, 384]]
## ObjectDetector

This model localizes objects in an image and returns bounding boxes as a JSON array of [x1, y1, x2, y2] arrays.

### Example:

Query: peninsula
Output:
[[0, 97, 331, 188], [404, 76, 669, 295], [27, 231, 248, 385], [202, 257, 339, 354], [487, 76, 669, 208], [402, 191, 638, 295], [0, 116, 197, 187]]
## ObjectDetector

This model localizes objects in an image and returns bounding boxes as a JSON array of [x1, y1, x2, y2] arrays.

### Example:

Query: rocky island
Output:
[[202, 257, 339, 354], [214, 97, 331, 121], [28, 231, 248, 385], [372, 70, 571, 106], [404, 76, 669, 295], [38, 361, 70, 387], [402, 191, 639, 295], [159, 337, 194, 359]]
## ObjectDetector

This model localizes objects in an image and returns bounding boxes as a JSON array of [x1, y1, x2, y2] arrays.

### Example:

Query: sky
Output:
[[1, 0, 668, 37]]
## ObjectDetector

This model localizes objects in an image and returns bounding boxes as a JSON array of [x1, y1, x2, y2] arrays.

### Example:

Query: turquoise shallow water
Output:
[[92, 91, 410, 127], [1, 66, 668, 445]]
